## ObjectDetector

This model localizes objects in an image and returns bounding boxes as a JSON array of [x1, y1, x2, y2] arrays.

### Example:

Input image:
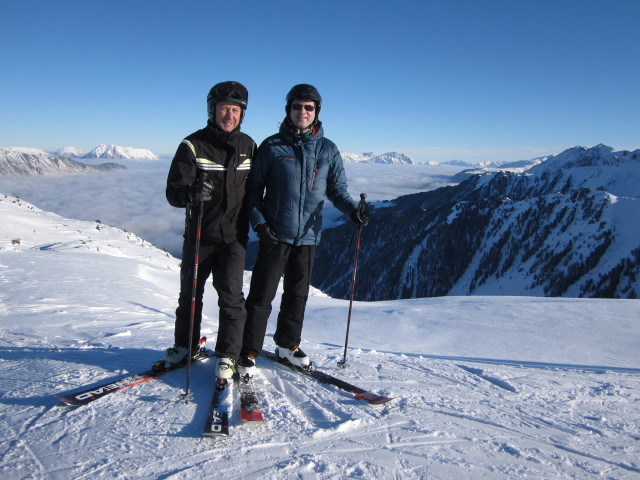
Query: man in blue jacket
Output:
[[237, 84, 368, 378]]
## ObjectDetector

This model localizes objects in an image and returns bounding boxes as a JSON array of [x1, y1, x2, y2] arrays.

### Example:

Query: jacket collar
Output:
[[280, 118, 324, 143], [206, 122, 241, 143]]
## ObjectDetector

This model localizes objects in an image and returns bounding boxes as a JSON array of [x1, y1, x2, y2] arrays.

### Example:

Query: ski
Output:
[[58, 338, 211, 407], [203, 378, 232, 436], [261, 349, 394, 405], [236, 375, 265, 423]]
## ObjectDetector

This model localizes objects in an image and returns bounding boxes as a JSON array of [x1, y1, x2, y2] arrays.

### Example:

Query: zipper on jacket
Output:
[[310, 163, 318, 189]]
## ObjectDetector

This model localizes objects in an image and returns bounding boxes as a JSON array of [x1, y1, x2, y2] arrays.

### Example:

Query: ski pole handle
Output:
[[356, 193, 368, 229]]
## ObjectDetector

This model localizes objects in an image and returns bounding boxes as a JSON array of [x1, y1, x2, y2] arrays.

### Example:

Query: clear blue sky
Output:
[[2, 0, 638, 163]]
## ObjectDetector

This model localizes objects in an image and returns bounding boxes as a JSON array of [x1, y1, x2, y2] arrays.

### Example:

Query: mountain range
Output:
[[47, 143, 158, 160], [3, 141, 638, 300], [0, 147, 125, 176], [313, 144, 640, 300], [340, 151, 415, 164], [81, 143, 158, 160], [0, 143, 161, 176]]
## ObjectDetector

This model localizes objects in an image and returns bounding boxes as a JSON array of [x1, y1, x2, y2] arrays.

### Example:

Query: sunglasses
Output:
[[292, 103, 316, 112]]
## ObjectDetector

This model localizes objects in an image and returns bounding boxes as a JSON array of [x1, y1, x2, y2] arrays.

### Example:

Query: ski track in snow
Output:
[[1, 194, 640, 479], [2, 337, 639, 479]]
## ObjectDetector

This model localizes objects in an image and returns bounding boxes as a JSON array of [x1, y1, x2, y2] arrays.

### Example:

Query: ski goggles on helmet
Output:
[[207, 81, 248, 109]]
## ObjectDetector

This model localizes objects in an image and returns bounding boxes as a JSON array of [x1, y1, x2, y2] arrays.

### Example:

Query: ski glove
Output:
[[350, 202, 369, 227], [255, 223, 279, 247], [189, 176, 213, 203]]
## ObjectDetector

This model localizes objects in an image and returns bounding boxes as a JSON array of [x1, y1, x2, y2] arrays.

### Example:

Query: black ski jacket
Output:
[[166, 123, 256, 245]]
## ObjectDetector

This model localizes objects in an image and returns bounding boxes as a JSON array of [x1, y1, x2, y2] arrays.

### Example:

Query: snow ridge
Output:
[[83, 143, 158, 160], [341, 151, 415, 164], [48, 146, 86, 158]]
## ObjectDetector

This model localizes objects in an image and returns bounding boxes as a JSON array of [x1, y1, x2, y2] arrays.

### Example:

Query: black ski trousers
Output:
[[241, 243, 316, 358], [174, 240, 246, 359]]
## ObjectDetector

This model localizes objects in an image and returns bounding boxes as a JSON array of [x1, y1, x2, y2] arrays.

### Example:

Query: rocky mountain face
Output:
[[313, 145, 640, 300], [0, 148, 125, 176]]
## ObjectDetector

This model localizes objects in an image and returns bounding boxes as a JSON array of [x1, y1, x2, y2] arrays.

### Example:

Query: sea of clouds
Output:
[[0, 158, 465, 258]]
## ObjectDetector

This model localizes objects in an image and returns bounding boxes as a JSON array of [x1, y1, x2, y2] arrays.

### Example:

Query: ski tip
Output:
[[354, 392, 395, 405]]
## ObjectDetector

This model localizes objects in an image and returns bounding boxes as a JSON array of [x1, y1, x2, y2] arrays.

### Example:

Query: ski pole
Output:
[[181, 173, 207, 403], [338, 193, 367, 368]]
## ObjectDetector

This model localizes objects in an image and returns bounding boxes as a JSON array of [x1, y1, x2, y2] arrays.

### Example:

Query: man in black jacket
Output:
[[164, 81, 256, 383]]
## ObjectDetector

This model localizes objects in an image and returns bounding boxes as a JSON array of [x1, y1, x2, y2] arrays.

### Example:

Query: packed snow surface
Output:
[[1, 195, 639, 479]]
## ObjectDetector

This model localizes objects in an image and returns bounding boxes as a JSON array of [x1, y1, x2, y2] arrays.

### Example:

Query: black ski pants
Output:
[[241, 243, 316, 358], [174, 240, 246, 359]]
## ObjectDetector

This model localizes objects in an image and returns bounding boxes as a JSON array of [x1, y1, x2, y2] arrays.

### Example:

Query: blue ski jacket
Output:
[[247, 120, 357, 246]]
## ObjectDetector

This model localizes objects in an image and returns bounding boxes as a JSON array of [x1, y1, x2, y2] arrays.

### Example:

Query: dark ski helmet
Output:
[[207, 81, 248, 123], [285, 84, 322, 116]]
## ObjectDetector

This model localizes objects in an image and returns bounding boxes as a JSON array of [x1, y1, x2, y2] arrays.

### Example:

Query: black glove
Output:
[[255, 223, 279, 247], [350, 202, 369, 227], [189, 176, 213, 203]]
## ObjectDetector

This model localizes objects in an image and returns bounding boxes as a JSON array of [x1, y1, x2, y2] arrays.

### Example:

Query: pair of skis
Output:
[[57, 342, 393, 436]]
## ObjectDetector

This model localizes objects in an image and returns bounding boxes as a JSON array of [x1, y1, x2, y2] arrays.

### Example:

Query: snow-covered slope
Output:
[[0, 147, 125, 176], [1, 194, 639, 479], [83, 143, 158, 160]]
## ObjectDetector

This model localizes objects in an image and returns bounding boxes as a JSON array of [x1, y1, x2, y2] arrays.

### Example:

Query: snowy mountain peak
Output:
[[341, 151, 415, 164], [528, 144, 640, 198], [539, 144, 633, 170], [83, 144, 158, 160], [2, 146, 48, 155], [48, 146, 86, 158]]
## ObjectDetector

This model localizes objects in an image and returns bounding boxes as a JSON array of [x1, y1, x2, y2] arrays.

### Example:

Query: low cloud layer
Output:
[[0, 160, 464, 258]]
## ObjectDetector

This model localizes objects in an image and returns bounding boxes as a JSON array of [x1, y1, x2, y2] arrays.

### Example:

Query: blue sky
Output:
[[1, 0, 639, 163]]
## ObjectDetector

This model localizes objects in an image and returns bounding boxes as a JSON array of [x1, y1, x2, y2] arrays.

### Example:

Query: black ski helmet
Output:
[[207, 81, 248, 123], [285, 84, 322, 116]]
